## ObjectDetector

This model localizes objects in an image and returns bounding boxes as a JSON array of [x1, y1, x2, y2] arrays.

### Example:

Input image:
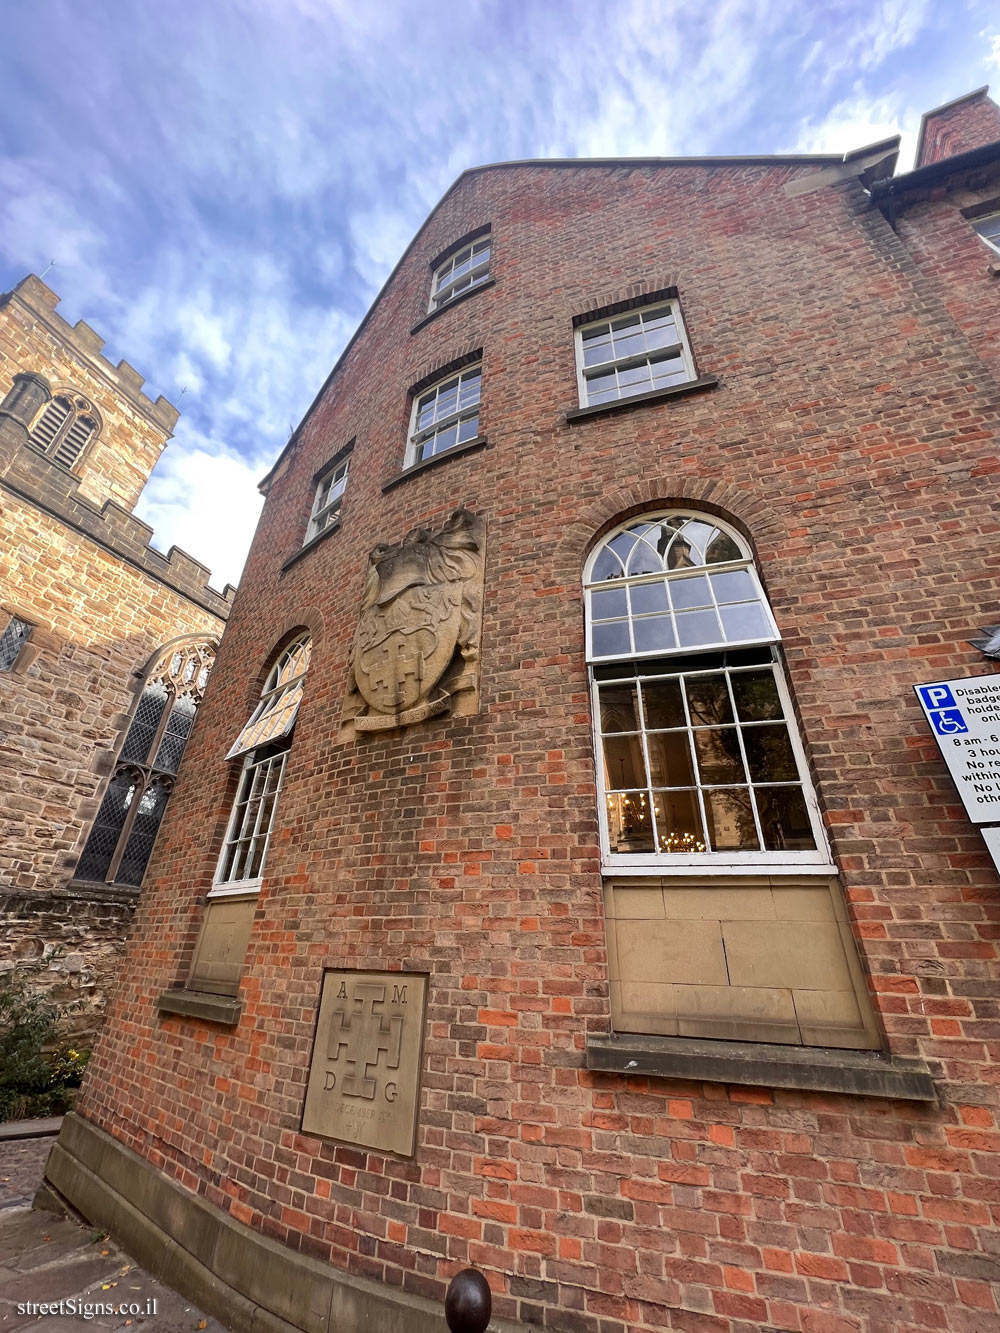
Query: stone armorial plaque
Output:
[[301, 970, 427, 1156]]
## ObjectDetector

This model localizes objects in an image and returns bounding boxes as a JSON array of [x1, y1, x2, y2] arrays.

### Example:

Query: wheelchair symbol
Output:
[[931, 708, 967, 736]]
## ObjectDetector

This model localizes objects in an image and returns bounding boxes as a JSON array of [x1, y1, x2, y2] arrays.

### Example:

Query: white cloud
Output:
[[789, 90, 920, 168], [135, 444, 265, 591]]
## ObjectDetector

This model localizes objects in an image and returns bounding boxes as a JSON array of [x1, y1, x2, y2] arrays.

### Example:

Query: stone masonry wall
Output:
[[0, 275, 178, 514], [0, 277, 229, 1043], [80, 152, 1000, 1333]]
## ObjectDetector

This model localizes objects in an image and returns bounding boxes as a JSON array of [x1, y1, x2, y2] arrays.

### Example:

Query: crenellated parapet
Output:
[[0, 411, 234, 617], [2, 275, 179, 433]]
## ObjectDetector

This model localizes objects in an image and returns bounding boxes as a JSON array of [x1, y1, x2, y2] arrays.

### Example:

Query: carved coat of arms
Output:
[[344, 507, 485, 733]]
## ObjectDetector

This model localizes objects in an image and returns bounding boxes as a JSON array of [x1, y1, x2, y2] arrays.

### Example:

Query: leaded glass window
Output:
[[575, 301, 696, 407], [407, 364, 481, 467], [585, 513, 829, 869], [29, 392, 99, 468], [75, 641, 216, 887], [429, 234, 491, 312], [213, 635, 311, 896], [0, 615, 33, 671]]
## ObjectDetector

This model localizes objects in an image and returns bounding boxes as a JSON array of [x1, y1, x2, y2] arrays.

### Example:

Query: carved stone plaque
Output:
[[342, 507, 486, 735], [301, 970, 427, 1156]]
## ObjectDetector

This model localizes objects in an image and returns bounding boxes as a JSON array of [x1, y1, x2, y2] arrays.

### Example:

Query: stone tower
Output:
[[0, 274, 234, 1040]]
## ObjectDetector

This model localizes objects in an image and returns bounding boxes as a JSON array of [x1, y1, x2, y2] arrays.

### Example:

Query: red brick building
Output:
[[45, 91, 1000, 1332]]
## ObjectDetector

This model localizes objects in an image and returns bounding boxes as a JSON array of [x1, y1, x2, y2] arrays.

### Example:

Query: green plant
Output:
[[0, 955, 90, 1121]]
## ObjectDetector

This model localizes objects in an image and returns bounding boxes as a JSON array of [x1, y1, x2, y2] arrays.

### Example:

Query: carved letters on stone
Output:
[[301, 970, 427, 1156], [342, 507, 485, 734]]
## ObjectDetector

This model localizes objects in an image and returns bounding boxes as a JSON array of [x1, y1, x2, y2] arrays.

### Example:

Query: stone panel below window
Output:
[[604, 876, 879, 1050]]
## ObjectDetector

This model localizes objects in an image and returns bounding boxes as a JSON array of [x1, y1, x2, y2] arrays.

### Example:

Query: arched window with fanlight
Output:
[[180, 634, 312, 1002], [585, 511, 880, 1052], [29, 391, 101, 469], [585, 511, 830, 870], [76, 640, 216, 888]]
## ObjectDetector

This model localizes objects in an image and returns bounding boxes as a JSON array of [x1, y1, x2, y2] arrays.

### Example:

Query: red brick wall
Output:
[[916, 92, 1000, 167], [79, 158, 1000, 1331]]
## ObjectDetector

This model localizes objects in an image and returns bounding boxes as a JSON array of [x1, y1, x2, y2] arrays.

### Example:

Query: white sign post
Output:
[[914, 674, 1000, 824]]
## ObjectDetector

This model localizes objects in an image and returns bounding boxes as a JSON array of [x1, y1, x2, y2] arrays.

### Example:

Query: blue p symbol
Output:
[[918, 684, 957, 712]]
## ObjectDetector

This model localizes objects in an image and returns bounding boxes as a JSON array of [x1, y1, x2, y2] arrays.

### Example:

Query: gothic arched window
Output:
[[29, 392, 100, 469], [585, 512, 829, 869], [76, 641, 216, 887]]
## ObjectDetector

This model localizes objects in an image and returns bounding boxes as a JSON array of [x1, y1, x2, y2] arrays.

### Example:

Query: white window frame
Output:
[[972, 211, 1000, 255], [209, 745, 288, 898], [585, 512, 834, 876], [574, 300, 697, 409], [305, 454, 350, 544], [405, 363, 482, 470], [429, 233, 491, 312]]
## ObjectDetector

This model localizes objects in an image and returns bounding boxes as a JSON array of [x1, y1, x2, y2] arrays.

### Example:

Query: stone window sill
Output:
[[281, 519, 340, 573], [566, 373, 719, 423], [157, 989, 242, 1026], [381, 435, 488, 493], [585, 1033, 935, 1101], [410, 279, 495, 335]]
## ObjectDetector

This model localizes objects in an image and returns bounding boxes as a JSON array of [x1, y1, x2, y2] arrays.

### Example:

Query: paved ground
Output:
[[0, 1136, 226, 1333]]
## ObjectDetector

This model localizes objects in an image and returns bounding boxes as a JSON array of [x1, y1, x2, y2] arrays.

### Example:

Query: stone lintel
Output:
[[585, 1034, 936, 1101]]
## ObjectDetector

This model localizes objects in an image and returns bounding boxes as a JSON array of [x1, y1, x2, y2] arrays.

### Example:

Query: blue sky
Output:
[[1, 0, 997, 589]]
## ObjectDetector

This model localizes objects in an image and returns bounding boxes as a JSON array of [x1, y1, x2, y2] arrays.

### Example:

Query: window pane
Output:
[[117, 781, 170, 886], [704, 788, 759, 850], [590, 547, 625, 581], [591, 587, 628, 620], [592, 620, 630, 657], [603, 734, 645, 789], [0, 615, 32, 671], [743, 724, 798, 783], [586, 370, 618, 399], [675, 608, 722, 647], [669, 575, 711, 609], [582, 336, 613, 367], [120, 685, 169, 763], [599, 684, 641, 733], [606, 792, 655, 853], [757, 786, 816, 850], [705, 531, 743, 564], [731, 670, 783, 721], [641, 678, 685, 730], [612, 331, 645, 359], [76, 770, 135, 882], [646, 730, 695, 787], [693, 728, 745, 784], [652, 790, 705, 854], [644, 320, 677, 350], [153, 695, 197, 774], [626, 540, 662, 576], [720, 602, 771, 642], [684, 674, 734, 726], [619, 362, 652, 388], [710, 569, 756, 603], [458, 414, 479, 443], [629, 582, 668, 615], [632, 616, 676, 653]]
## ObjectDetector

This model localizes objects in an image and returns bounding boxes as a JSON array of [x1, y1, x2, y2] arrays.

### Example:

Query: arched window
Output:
[[76, 641, 216, 887], [213, 634, 312, 893], [585, 512, 829, 869], [29, 392, 100, 469]]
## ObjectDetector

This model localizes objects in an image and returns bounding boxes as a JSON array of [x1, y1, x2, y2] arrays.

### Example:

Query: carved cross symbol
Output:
[[328, 983, 403, 1100]]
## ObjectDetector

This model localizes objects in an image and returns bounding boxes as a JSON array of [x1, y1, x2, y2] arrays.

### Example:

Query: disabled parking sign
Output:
[[915, 674, 1000, 823]]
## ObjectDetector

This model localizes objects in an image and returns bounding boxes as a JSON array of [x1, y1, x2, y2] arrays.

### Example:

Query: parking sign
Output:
[[914, 674, 1000, 823]]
